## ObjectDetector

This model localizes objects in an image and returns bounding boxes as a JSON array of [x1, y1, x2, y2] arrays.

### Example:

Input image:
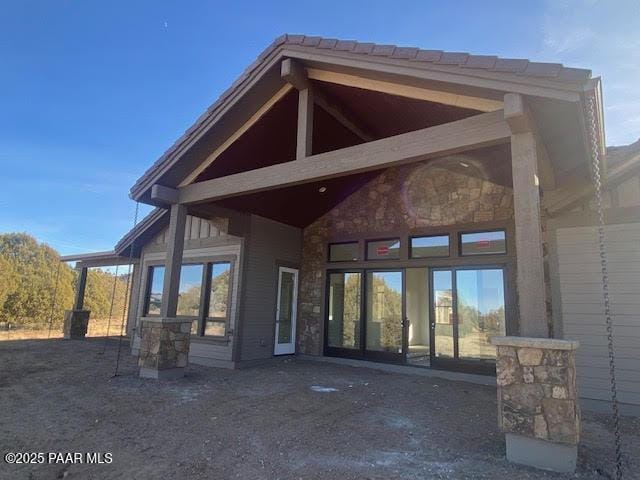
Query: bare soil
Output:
[[0, 339, 638, 480]]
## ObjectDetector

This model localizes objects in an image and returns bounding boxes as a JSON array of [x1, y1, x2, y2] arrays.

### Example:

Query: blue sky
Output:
[[1, 0, 638, 255]]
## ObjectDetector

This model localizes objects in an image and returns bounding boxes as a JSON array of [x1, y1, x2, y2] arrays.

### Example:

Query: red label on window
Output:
[[376, 245, 390, 256], [476, 240, 491, 249]]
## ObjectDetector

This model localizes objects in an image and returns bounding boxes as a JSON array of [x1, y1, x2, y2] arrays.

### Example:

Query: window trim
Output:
[[458, 228, 507, 257], [327, 241, 360, 263], [365, 237, 402, 261], [409, 234, 451, 259], [143, 265, 165, 317], [201, 260, 234, 337]]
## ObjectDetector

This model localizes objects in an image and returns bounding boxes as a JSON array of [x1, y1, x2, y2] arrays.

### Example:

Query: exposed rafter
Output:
[[281, 58, 374, 142], [306, 68, 503, 113]]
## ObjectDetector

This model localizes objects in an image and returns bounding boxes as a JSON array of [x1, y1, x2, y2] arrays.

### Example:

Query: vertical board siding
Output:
[[240, 215, 302, 362], [153, 215, 228, 245], [557, 223, 640, 406]]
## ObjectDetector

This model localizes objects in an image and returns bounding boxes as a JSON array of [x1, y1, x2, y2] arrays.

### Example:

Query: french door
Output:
[[274, 267, 298, 355], [325, 266, 507, 372], [325, 269, 405, 363], [430, 267, 506, 372]]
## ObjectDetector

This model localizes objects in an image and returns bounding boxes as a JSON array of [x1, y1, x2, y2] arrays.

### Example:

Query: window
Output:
[[143, 260, 233, 338], [205, 262, 231, 336], [366, 238, 400, 260], [460, 230, 506, 256], [177, 264, 204, 317], [328, 242, 359, 262], [410, 235, 449, 258], [145, 266, 165, 316]]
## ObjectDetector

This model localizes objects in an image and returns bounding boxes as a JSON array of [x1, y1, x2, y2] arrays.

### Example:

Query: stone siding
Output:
[[495, 341, 580, 445], [298, 158, 515, 355], [138, 319, 192, 370]]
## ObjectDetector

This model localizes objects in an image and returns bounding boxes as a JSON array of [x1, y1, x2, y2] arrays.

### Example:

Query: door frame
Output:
[[429, 265, 507, 374], [273, 266, 299, 355]]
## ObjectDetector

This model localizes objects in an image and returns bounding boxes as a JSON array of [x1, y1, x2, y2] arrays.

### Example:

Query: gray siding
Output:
[[556, 222, 640, 406], [239, 215, 302, 362]]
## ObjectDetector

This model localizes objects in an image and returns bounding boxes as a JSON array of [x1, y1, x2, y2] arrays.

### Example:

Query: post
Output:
[[63, 266, 90, 339], [491, 337, 580, 473], [297, 87, 314, 159], [138, 203, 192, 379], [505, 93, 548, 337], [73, 266, 88, 310], [160, 204, 187, 318]]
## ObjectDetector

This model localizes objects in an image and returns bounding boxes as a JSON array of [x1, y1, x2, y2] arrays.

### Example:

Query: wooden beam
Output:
[[178, 109, 510, 205], [151, 184, 179, 205], [296, 87, 314, 159], [286, 49, 582, 103], [160, 203, 187, 318], [307, 68, 504, 112], [314, 95, 374, 142], [179, 84, 293, 186], [281, 58, 309, 91], [509, 108, 548, 337], [282, 58, 374, 143], [504, 93, 556, 190]]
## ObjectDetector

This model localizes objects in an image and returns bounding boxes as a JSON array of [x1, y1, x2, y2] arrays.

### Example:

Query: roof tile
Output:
[[353, 42, 375, 54], [462, 55, 497, 69], [317, 38, 338, 49], [437, 52, 469, 65], [492, 58, 529, 73], [334, 40, 357, 51], [413, 49, 443, 62], [557, 66, 592, 82], [392, 47, 419, 59], [371, 44, 396, 56], [286, 34, 305, 45], [302, 36, 322, 46], [521, 62, 563, 78]]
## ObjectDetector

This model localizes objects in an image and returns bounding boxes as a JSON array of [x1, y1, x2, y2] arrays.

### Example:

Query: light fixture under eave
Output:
[[318, 186, 327, 193]]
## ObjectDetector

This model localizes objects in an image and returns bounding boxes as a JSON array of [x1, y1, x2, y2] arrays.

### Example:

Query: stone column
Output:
[[63, 266, 90, 339], [138, 204, 192, 379], [491, 336, 580, 473], [138, 317, 192, 379]]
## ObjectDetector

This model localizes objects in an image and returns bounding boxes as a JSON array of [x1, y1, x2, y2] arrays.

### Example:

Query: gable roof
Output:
[[130, 34, 595, 201]]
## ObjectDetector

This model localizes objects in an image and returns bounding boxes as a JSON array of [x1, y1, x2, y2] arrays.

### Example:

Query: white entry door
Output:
[[274, 267, 299, 355]]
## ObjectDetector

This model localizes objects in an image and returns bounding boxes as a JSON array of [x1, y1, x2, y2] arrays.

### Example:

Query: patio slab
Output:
[[0, 338, 637, 479]]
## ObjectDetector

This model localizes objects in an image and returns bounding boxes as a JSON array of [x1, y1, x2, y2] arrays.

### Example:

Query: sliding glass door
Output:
[[430, 267, 506, 372], [325, 270, 404, 362]]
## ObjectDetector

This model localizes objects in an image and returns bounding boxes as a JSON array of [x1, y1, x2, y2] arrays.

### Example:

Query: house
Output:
[[61, 34, 640, 414]]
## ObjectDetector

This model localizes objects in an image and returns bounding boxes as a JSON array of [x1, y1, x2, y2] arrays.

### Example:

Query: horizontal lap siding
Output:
[[556, 223, 640, 406], [240, 215, 302, 362]]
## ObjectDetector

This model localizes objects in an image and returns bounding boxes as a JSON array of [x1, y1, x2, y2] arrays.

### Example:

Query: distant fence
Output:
[[0, 316, 128, 341]]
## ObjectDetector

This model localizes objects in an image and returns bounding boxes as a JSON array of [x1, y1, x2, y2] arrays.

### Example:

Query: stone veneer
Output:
[[298, 157, 514, 354], [491, 336, 580, 472], [63, 310, 90, 339], [138, 318, 192, 379]]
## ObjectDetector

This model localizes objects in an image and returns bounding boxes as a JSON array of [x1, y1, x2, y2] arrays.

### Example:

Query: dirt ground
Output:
[[0, 339, 638, 480]]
